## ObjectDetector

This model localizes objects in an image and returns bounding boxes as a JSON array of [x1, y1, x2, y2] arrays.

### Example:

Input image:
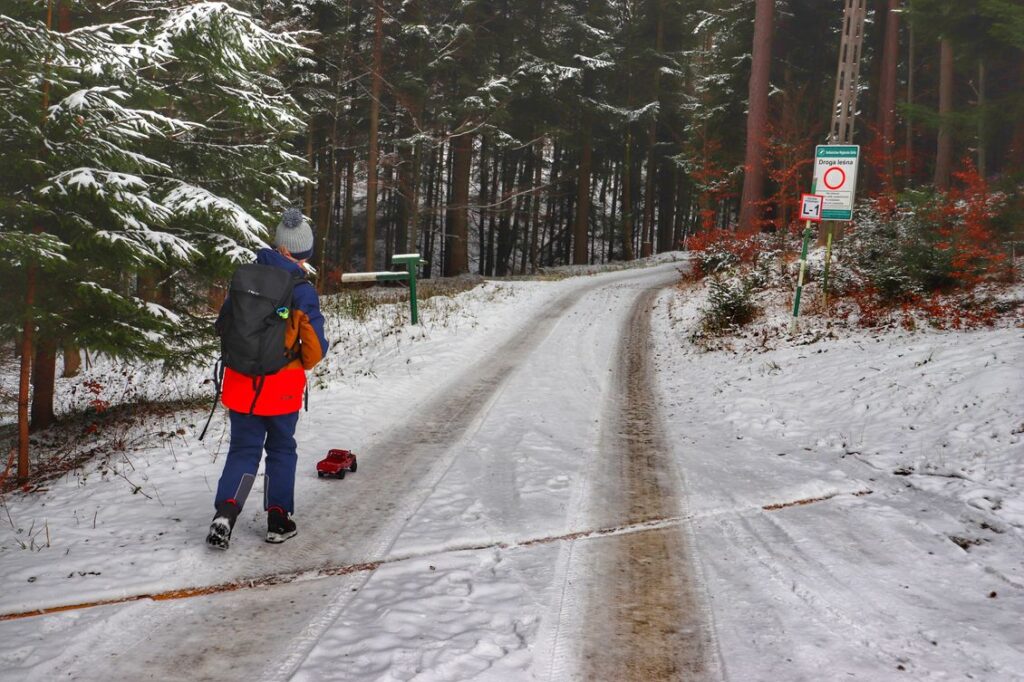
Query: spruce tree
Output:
[[0, 3, 309, 473]]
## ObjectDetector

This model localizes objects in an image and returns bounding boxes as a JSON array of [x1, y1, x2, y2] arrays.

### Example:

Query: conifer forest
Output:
[[2, 4, 1024, 678], [1, 1, 1022, 471]]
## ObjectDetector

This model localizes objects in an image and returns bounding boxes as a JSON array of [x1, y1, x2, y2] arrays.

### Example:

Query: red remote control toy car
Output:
[[316, 449, 358, 479]]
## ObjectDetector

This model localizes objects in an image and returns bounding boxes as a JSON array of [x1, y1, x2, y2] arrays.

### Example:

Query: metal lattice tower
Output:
[[828, 0, 868, 144]]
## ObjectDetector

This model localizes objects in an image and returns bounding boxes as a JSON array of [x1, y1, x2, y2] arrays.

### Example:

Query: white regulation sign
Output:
[[812, 145, 860, 221], [799, 193, 824, 223]]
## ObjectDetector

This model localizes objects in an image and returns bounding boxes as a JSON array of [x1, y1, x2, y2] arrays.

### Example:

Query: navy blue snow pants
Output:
[[214, 410, 300, 514]]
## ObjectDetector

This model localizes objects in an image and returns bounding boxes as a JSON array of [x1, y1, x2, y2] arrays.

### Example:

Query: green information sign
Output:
[[812, 145, 860, 221]]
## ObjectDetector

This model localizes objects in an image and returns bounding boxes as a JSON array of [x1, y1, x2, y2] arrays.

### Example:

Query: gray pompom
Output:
[[281, 208, 306, 230]]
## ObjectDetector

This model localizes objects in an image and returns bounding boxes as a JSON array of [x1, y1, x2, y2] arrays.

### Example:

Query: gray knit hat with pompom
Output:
[[273, 208, 314, 261]]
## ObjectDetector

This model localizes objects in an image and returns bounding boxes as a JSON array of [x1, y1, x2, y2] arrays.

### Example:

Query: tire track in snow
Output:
[[271, 267, 687, 679], [11, 265, 691, 681], [577, 285, 718, 681]]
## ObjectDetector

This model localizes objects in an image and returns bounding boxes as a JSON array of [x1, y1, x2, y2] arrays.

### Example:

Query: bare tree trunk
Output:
[[365, 0, 384, 269], [486, 151, 499, 275], [641, 1, 664, 256], [304, 127, 314, 217], [596, 171, 607, 263], [977, 59, 986, 178], [529, 139, 543, 273], [496, 153, 517, 276], [656, 159, 675, 252], [62, 343, 81, 378], [642, 147, 655, 256], [621, 132, 635, 260], [313, 121, 334, 287], [477, 136, 490, 275], [934, 38, 954, 190], [519, 152, 535, 274], [906, 24, 915, 181], [421, 146, 439, 278], [341, 148, 354, 270], [877, 0, 900, 185], [1010, 62, 1024, 174], [30, 340, 56, 431], [382, 161, 395, 266], [17, 266, 35, 483], [573, 128, 593, 265], [512, 170, 525, 275], [445, 132, 472, 276], [397, 148, 412, 257], [738, 0, 774, 234], [608, 163, 618, 262], [408, 139, 423, 257], [18, 0, 66, 482]]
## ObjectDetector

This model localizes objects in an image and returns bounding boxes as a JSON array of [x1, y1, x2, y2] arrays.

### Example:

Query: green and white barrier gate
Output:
[[341, 253, 423, 324]]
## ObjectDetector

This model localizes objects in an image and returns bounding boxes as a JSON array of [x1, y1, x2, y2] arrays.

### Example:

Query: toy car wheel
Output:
[[317, 471, 325, 478], [338, 469, 346, 479], [349, 456, 357, 473]]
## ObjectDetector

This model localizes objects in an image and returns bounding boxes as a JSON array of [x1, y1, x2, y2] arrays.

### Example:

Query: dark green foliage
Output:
[[700, 274, 758, 335], [0, 3, 307, 366]]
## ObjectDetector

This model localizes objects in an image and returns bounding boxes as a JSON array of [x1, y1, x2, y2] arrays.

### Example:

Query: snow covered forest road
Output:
[[2, 261, 722, 680], [2, 259, 1022, 681]]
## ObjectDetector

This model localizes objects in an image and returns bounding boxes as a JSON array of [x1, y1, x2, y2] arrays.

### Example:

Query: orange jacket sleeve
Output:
[[284, 309, 325, 370]]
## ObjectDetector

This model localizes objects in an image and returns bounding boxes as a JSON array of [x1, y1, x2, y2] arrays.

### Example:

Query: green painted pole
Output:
[[790, 223, 813, 335], [406, 260, 418, 324], [391, 253, 422, 325], [822, 225, 834, 310]]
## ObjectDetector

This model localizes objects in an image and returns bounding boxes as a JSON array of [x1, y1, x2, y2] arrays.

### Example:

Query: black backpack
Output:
[[199, 263, 305, 439], [218, 263, 303, 376]]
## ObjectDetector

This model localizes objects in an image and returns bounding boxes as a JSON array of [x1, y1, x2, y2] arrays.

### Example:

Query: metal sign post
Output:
[[791, 187, 823, 334]]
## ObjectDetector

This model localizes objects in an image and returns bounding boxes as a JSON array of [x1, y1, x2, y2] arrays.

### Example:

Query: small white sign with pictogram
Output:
[[799, 193, 824, 223]]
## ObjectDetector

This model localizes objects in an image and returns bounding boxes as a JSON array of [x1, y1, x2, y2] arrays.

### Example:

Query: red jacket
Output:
[[221, 308, 325, 415]]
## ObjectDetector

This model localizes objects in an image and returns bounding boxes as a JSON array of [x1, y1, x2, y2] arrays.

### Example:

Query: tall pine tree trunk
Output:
[[656, 159, 675, 252], [445, 133, 472, 276], [313, 120, 333, 286], [877, 0, 900, 185], [608, 164, 618, 262], [738, 0, 774, 234], [906, 24, 915, 181], [519, 152, 535, 274], [17, 263, 35, 482], [341, 148, 354, 270], [529, 139, 543, 273], [977, 59, 986, 178], [477, 136, 490, 275], [365, 0, 383, 269], [408, 139, 423, 257], [18, 0, 68, 480], [30, 340, 56, 431], [397, 149, 412, 257], [573, 128, 593, 265], [62, 343, 81, 378], [421, 147, 439, 278], [641, 1, 665, 256], [934, 38, 954, 190], [621, 131, 635, 260], [496, 154, 517, 276]]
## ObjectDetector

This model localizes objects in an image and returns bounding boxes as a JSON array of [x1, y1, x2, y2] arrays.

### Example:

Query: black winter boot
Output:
[[266, 506, 297, 544], [206, 499, 241, 550]]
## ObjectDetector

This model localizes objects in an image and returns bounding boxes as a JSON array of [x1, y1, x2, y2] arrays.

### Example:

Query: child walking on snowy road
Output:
[[206, 209, 329, 549]]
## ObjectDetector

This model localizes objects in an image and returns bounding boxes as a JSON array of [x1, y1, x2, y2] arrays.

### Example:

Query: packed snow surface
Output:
[[0, 255, 1021, 681]]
